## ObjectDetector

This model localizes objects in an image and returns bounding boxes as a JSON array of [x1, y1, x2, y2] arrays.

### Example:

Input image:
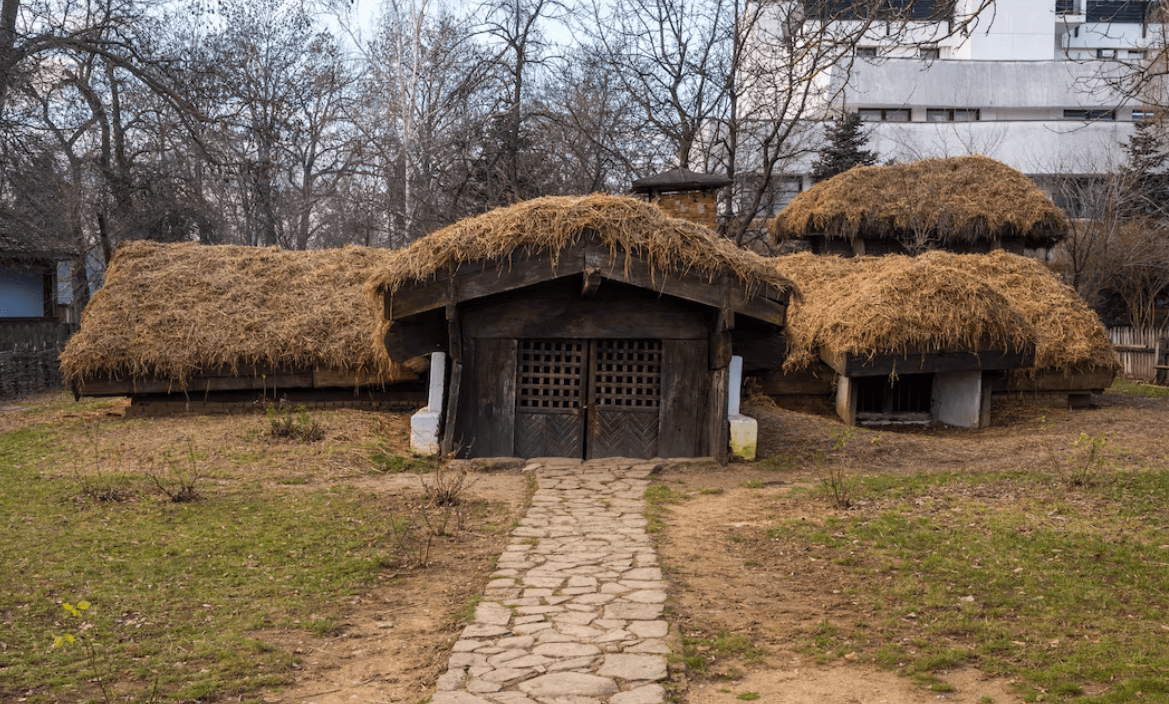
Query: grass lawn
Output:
[[0, 393, 504, 704], [780, 466, 1169, 702], [652, 388, 1169, 703]]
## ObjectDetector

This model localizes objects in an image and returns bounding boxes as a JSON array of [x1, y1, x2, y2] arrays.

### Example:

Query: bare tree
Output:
[[584, 0, 995, 247], [360, 1, 494, 244], [475, 0, 565, 205]]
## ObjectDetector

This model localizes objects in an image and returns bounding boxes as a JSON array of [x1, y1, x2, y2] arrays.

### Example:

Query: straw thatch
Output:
[[60, 241, 415, 388], [774, 250, 1119, 375], [369, 194, 795, 296], [770, 156, 1069, 248]]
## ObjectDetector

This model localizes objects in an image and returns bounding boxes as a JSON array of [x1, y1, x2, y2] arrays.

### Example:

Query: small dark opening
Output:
[[855, 374, 933, 417]]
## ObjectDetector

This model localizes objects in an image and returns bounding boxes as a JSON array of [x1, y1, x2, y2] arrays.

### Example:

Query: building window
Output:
[[919, 46, 940, 60], [1085, 0, 1148, 23], [856, 46, 878, 58], [1127, 50, 1146, 60], [859, 108, 911, 122], [1132, 110, 1154, 122], [1097, 48, 1117, 59], [1055, 0, 1082, 15], [1064, 109, 1115, 120], [926, 108, 980, 122]]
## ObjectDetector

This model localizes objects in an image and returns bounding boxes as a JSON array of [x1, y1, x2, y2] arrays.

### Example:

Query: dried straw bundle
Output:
[[60, 241, 414, 388], [948, 251, 1120, 375], [770, 156, 1068, 248], [775, 252, 1034, 371], [774, 250, 1118, 375], [369, 194, 794, 295]]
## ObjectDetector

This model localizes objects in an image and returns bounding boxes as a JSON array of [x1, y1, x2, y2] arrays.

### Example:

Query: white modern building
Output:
[[752, 0, 1166, 209]]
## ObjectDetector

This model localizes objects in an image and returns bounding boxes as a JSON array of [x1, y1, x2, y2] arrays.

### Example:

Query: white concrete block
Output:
[[410, 351, 447, 455], [728, 414, 757, 461], [411, 411, 441, 455]]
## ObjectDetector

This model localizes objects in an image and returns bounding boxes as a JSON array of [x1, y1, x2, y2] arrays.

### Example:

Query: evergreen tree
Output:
[[811, 112, 878, 183], [1121, 120, 1169, 218]]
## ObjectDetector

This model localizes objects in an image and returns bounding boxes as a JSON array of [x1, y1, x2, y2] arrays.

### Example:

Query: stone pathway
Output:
[[431, 458, 671, 704]]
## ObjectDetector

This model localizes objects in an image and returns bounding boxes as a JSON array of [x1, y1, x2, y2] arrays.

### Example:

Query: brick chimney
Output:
[[631, 168, 732, 230]]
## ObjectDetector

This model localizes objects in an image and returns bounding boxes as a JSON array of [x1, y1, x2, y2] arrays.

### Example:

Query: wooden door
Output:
[[586, 340, 662, 459], [514, 340, 586, 458], [513, 339, 664, 459]]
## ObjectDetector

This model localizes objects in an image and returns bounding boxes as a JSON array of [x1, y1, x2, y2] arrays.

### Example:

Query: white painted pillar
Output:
[[727, 355, 758, 460], [410, 352, 447, 455]]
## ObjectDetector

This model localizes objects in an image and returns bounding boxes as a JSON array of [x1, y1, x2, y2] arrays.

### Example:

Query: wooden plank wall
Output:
[[0, 320, 76, 350], [1109, 326, 1168, 384], [0, 322, 77, 397]]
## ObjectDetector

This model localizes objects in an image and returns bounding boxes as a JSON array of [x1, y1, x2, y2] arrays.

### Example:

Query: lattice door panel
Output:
[[515, 340, 586, 458], [587, 339, 662, 459], [591, 340, 662, 410], [517, 340, 585, 411]]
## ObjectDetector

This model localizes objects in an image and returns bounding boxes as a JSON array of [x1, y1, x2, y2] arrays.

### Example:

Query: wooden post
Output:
[[709, 366, 729, 464], [707, 281, 732, 463], [441, 271, 463, 457]]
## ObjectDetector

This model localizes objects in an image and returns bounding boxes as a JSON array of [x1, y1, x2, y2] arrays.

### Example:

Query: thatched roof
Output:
[[770, 156, 1069, 249], [0, 214, 73, 265], [370, 194, 794, 296], [60, 241, 414, 388], [774, 250, 1119, 375]]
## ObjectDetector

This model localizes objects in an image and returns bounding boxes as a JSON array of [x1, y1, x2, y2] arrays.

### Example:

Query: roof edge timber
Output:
[[386, 240, 788, 328]]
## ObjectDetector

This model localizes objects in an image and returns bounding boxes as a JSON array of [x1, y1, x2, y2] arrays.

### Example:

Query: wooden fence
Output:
[[0, 320, 78, 398], [1108, 326, 1168, 385]]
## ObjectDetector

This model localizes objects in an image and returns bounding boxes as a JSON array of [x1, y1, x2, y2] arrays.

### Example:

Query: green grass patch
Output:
[[370, 451, 433, 473], [1108, 377, 1169, 398], [645, 484, 689, 534], [0, 420, 429, 703], [773, 468, 1169, 702]]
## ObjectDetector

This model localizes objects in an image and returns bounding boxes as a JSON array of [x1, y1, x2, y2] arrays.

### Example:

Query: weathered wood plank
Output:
[[79, 372, 315, 396], [383, 310, 448, 361], [387, 239, 788, 324], [460, 290, 708, 340], [444, 355, 466, 457], [1000, 368, 1116, 392], [751, 368, 836, 395], [658, 339, 709, 458], [312, 368, 405, 389], [732, 328, 787, 373], [821, 348, 1035, 377], [470, 339, 517, 458], [708, 365, 729, 464]]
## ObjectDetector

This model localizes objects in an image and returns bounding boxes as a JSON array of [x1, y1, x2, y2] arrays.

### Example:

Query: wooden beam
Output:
[[751, 368, 835, 395], [1000, 368, 1116, 392], [78, 371, 316, 396], [820, 348, 1035, 377], [387, 239, 789, 325]]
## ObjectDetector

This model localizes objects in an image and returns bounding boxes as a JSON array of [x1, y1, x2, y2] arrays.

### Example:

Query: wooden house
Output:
[[61, 242, 422, 415], [753, 251, 1118, 426], [370, 194, 793, 462], [0, 226, 71, 323], [770, 156, 1069, 257]]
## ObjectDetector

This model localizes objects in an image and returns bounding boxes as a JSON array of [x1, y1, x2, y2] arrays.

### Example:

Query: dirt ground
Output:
[[652, 391, 1169, 704], [5, 389, 1166, 703]]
